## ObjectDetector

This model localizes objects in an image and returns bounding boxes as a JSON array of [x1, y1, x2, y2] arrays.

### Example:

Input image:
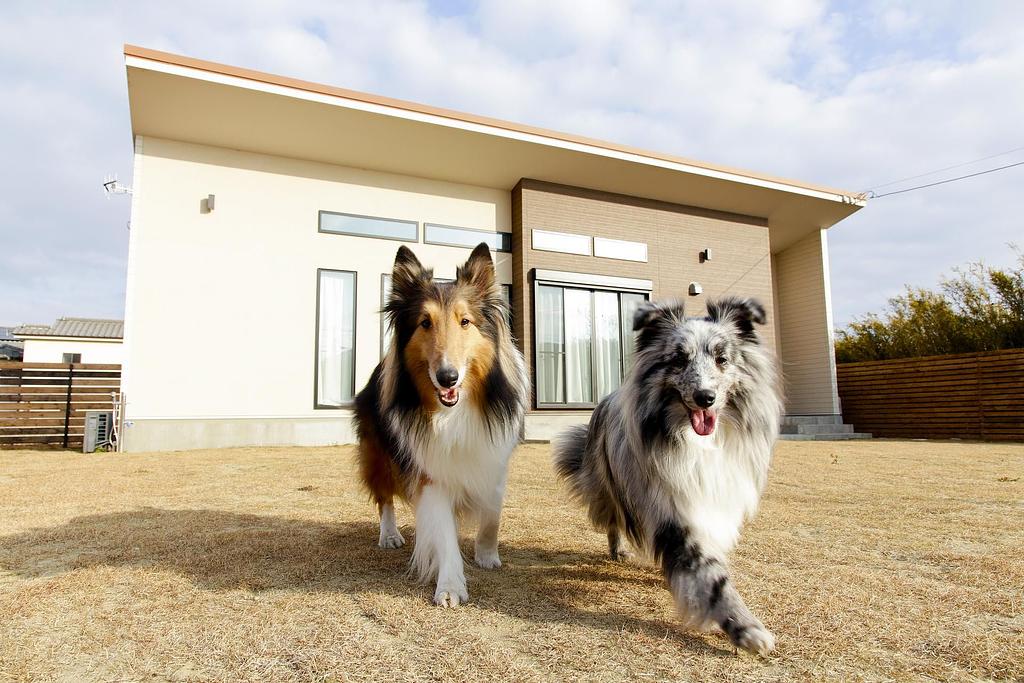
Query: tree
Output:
[[835, 247, 1024, 362]]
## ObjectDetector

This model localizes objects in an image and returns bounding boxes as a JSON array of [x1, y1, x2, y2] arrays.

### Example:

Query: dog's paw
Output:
[[734, 624, 775, 657], [434, 583, 469, 608], [611, 548, 636, 563], [474, 549, 501, 569], [378, 530, 405, 549]]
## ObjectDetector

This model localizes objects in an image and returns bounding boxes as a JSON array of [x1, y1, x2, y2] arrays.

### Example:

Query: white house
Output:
[[14, 318, 123, 365], [119, 45, 865, 452]]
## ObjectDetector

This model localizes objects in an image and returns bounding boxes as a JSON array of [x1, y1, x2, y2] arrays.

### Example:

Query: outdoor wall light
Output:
[[699, 248, 712, 263], [204, 194, 216, 212], [689, 282, 702, 295]]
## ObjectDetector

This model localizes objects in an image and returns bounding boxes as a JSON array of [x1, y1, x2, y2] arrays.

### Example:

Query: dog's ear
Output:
[[457, 242, 497, 295], [706, 297, 766, 342], [390, 245, 430, 301], [632, 300, 685, 350], [632, 300, 685, 332]]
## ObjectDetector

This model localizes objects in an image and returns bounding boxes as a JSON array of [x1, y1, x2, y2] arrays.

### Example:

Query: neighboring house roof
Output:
[[12, 324, 51, 336], [13, 317, 124, 340], [0, 326, 17, 341]]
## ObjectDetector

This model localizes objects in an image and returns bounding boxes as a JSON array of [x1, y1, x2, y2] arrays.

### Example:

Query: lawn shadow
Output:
[[0, 507, 729, 656]]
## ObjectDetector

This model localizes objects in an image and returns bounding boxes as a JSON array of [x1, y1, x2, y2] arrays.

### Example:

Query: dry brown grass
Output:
[[0, 440, 1021, 682]]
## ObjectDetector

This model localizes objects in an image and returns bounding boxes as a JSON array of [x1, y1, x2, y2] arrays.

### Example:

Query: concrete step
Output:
[[782, 415, 843, 426], [779, 432, 872, 441], [781, 423, 855, 435]]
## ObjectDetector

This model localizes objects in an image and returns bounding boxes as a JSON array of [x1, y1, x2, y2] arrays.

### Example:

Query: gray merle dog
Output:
[[553, 297, 782, 655]]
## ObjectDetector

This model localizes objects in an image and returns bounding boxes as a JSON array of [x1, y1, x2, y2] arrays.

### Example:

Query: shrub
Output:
[[835, 246, 1024, 362]]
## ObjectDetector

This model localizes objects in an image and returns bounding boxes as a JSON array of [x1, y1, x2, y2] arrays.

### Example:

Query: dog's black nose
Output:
[[693, 389, 716, 408], [436, 366, 459, 388]]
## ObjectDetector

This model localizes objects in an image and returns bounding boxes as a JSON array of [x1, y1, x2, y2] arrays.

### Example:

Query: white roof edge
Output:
[[126, 54, 866, 208], [13, 334, 124, 342]]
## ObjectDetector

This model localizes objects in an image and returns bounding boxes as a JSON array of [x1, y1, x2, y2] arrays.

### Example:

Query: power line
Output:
[[868, 160, 1024, 199], [865, 145, 1024, 191], [715, 251, 770, 296]]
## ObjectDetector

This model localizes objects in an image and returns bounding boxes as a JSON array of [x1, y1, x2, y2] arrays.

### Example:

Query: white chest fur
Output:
[[407, 403, 516, 509], [659, 429, 767, 558]]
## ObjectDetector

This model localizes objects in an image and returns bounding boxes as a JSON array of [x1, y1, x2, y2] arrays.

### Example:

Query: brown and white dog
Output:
[[354, 243, 528, 606]]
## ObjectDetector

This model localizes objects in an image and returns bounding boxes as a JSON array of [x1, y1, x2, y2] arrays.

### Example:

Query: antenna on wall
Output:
[[102, 173, 133, 198]]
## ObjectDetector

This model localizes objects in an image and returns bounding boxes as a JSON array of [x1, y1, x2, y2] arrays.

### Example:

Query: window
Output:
[[424, 224, 512, 252], [534, 284, 648, 407], [500, 284, 513, 330], [532, 229, 591, 255], [594, 236, 648, 263], [315, 269, 357, 408], [62, 353, 81, 364], [319, 211, 418, 242]]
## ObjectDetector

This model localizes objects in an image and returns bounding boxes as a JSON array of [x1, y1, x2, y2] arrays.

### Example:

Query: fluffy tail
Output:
[[552, 424, 589, 490]]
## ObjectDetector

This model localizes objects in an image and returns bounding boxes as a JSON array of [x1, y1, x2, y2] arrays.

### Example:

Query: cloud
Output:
[[0, 0, 1021, 329]]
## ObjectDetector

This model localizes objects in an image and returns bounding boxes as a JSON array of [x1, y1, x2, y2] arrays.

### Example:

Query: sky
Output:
[[1, 0, 1021, 329]]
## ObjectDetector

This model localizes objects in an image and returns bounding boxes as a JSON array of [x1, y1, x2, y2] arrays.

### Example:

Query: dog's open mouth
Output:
[[437, 387, 460, 407], [689, 408, 717, 436]]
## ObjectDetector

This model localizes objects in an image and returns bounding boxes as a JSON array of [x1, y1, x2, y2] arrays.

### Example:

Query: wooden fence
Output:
[[837, 348, 1024, 441], [0, 362, 121, 449]]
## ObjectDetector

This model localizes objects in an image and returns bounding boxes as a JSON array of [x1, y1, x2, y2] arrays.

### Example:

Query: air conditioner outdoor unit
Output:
[[84, 411, 114, 453]]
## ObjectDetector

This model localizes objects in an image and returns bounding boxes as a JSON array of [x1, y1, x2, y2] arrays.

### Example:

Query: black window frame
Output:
[[423, 223, 512, 253], [313, 268, 358, 410]]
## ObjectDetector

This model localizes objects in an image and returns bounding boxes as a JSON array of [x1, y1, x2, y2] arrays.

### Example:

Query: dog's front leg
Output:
[[654, 520, 775, 656], [411, 483, 467, 607], [474, 474, 506, 569], [474, 505, 502, 569]]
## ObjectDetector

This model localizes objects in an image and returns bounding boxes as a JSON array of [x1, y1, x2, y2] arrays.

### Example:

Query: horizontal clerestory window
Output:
[[424, 223, 512, 252], [319, 211, 418, 242]]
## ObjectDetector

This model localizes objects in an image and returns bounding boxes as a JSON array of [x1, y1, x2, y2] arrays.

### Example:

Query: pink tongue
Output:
[[440, 388, 458, 402], [690, 409, 716, 436]]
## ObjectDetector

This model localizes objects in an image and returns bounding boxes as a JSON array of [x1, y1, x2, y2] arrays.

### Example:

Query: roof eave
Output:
[[15, 335, 124, 342], [123, 44, 865, 208]]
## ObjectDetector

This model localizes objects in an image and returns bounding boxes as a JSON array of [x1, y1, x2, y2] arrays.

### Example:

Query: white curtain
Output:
[[564, 288, 593, 404], [536, 285, 564, 403], [318, 271, 355, 406], [593, 291, 622, 398], [619, 293, 646, 375]]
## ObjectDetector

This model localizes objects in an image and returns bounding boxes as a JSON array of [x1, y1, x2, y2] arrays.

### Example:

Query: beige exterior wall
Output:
[[121, 139, 842, 450], [122, 136, 511, 452], [513, 180, 776, 407], [22, 338, 123, 364], [773, 229, 840, 415]]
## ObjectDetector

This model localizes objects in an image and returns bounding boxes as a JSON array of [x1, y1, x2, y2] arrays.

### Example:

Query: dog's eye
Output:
[[716, 356, 728, 366], [420, 318, 432, 330], [460, 318, 470, 328]]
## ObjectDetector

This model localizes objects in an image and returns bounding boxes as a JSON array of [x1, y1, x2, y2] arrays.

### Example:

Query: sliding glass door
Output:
[[534, 284, 648, 408]]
